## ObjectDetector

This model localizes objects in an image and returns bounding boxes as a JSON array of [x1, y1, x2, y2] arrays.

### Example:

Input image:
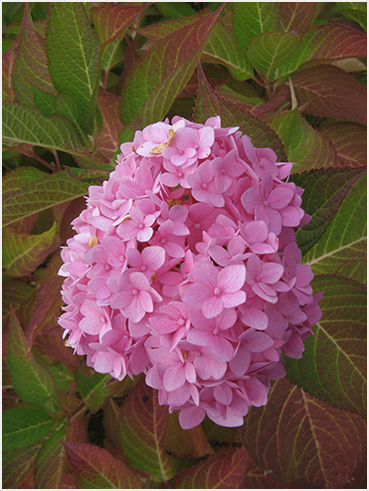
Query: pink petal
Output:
[[163, 364, 186, 391], [268, 187, 294, 209], [179, 406, 206, 429], [218, 265, 246, 293]]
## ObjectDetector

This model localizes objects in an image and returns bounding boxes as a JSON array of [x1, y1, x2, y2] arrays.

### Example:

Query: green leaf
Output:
[[55, 93, 85, 141], [270, 23, 367, 81], [284, 275, 366, 417], [174, 447, 249, 488], [100, 38, 123, 73], [46, 3, 100, 132], [120, 7, 222, 127], [290, 65, 366, 124], [3, 166, 47, 199], [7, 307, 56, 409], [3, 222, 58, 277], [3, 407, 54, 452], [319, 122, 367, 168], [194, 61, 287, 162], [117, 377, 181, 482], [31, 85, 57, 116], [2, 277, 35, 323], [232, 2, 279, 50], [12, 3, 56, 106], [63, 442, 143, 489], [2, 169, 89, 227], [2, 439, 46, 488], [247, 31, 301, 81], [3, 102, 81, 151], [332, 2, 367, 31], [156, 2, 196, 19], [303, 176, 366, 283], [35, 426, 66, 489], [268, 109, 338, 173], [291, 166, 365, 255], [92, 3, 148, 48], [75, 368, 119, 413], [242, 378, 367, 488], [204, 12, 253, 80]]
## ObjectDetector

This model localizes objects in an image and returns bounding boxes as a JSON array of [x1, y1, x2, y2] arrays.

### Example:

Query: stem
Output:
[[53, 150, 61, 171], [24, 151, 57, 172]]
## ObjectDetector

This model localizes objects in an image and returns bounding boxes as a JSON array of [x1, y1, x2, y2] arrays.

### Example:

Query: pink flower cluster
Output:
[[59, 116, 322, 429]]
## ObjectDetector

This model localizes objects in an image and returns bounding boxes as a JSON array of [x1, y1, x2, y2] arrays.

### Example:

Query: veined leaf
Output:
[[246, 31, 301, 81], [3, 102, 81, 151], [332, 2, 367, 31], [3, 407, 54, 452], [284, 275, 366, 417], [12, 3, 56, 106], [268, 109, 338, 173], [2, 277, 35, 323], [92, 3, 148, 48], [3, 169, 89, 227], [303, 176, 366, 283], [7, 308, 56, 409], [290, 65, 366, 124], [75, 368, 119, 413], [2, 438, 46, 488], [3, 45, 15, 102], [319, 122, 367, 168], [117, 377, 180, 482], [55, 93, 85, 141], [139, 10, 253, 81], [156, 2, 197, 19], [271, 23, 367, 81], [174, 447, 249, 488], [35, 426, 66, 489], [101, 38, 123, 73], [279, 3, 317, 33], [120, 7, 222, 127], [3, 222, 58, 277], [291, 166, 365, 255], [204, 12, 253, 81], [3, 166, 47, 198], [63, 442, 144, 489], [32, 85, 57, 117], [242, 379, 367, 488], [194, 61, 287, 162], [243, 459, 283, 489], [232, 2, 279, 50], [96, 89, 124, 160], [46, 3, 100, 131]]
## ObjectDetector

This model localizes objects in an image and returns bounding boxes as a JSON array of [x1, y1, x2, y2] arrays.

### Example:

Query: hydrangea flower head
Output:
[[59, 116, 322, 429]]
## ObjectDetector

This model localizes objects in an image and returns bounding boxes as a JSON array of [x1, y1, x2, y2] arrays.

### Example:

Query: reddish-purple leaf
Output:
[[243, 459, 283, 489], [95, 89, 124, 160], [3, 439, 45, 489], [35, 329, 81, 372], [250, 85, 290, 118], [121, 7, 222, 127], [117, 377, 180, 482], [12, 3, 56, 106], [26, 252, 63, 349], [279, 2, 317, 33], [91, 3, 149, 48], [63, 441, 143, 489], [194, 61, 287, 161], [242, 378, 367, 488], [3, 45, 15, 102], [319, 122, 367, 168], [308, 23, 367, 60], [290, 65, 366, 124], [174, 446, 249, 489]]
